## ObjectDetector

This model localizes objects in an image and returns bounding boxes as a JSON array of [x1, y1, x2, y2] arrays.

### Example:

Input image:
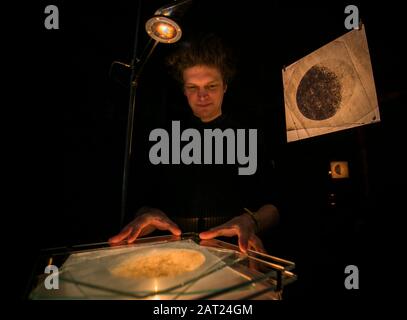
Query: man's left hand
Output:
[[199, 213, 266, 253]]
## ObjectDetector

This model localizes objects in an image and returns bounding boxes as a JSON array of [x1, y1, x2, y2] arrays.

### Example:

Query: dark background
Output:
[[23, 0, 405, 301]]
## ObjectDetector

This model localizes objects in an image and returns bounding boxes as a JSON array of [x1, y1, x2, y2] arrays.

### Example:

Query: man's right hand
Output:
[[108, 208, 182, 244]]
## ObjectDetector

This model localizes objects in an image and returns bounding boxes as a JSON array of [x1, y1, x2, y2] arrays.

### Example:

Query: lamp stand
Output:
[[120, 32, 159, 228]]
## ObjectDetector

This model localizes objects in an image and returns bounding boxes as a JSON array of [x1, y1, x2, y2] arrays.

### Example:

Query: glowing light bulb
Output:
[[155, 22, 176, 39], [146, 16, 182, 43]]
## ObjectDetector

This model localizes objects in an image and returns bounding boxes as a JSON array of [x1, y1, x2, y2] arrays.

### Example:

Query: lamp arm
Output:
[[154, 0, 192, 17]]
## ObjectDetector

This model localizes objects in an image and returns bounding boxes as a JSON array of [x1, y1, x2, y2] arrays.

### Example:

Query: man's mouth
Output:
[[196, 103, 211, 108]]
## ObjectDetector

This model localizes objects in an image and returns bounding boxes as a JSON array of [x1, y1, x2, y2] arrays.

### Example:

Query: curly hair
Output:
[[166, 34, 236, 86]]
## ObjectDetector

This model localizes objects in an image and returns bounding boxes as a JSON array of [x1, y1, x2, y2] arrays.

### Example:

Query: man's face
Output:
[[183, 65, 226, 122]]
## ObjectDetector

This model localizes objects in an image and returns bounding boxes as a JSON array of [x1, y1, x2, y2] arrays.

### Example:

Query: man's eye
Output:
[[208, 84, 218, 90], [186, 86, 197, 92]]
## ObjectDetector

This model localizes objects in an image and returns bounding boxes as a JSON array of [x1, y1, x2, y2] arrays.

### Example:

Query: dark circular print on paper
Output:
[[296, 64, 342, 120]]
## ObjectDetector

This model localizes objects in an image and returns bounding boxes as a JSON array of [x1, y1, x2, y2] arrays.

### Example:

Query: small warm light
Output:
[[330, 161, 350, 179], [155, 22, 176, 39], [152, 280, 161, 300], [145, 16, 182, 43]]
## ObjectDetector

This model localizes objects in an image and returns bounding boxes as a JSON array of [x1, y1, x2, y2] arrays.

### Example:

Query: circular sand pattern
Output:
[[110, 249, 206, 279], [296, 59, 355, 121], [296, 64, 342, 120]]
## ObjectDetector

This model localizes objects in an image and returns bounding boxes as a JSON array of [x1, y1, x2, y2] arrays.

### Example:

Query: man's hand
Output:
[[108, 208, 181, 244], [199, 213, 266, 253]]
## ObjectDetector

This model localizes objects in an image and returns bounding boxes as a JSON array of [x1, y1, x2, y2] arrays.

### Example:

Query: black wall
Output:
[[26, 0, 405, 301]]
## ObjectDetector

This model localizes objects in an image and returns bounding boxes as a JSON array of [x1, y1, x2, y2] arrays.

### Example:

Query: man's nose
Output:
[[197, 88, 209, 99]]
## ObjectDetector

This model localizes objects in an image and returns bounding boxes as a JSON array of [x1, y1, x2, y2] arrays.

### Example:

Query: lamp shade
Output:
[[145, 16, 182, 43], [145, 0, 192, 44]]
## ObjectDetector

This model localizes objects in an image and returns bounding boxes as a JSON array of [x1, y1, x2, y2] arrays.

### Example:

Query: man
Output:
[[109, 34, 279, 253]]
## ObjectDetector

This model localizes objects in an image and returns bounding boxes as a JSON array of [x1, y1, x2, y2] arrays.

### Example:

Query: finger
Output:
[[169, 225, 182, 236], [127, 224, 145, 243], [129, 217, 181, 242], [159, 219, 182, 236], [108, 227, 132, 244], [199, 226, 236, 240], [238, 230, 250, 253], [109, 242, 123, 247], [149, 217, 182, 236], [127, 216, 163, 243], [249, 235, 267, 254]]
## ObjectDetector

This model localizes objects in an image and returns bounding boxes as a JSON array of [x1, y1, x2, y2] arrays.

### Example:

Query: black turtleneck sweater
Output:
[[131, 114, 277, 233]]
